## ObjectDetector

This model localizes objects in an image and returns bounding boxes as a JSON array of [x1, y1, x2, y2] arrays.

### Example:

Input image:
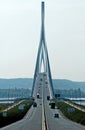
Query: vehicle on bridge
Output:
[[47, 96, 50, 100], [50, 101, 55, 109], [33, 102, 37, 107], [40, 78, 43, 81], [54, 113, 59, 118], [37, 93, 40, 98]]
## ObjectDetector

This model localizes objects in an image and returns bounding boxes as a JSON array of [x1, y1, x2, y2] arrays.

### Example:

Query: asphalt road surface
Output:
[[1, 73, 85, 130]]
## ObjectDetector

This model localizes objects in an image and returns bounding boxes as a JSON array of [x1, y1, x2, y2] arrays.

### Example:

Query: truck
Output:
[[37, 93, 40, 98]]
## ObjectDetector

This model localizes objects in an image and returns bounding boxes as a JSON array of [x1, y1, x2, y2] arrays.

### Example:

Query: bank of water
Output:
[[73, 100, 85, 106], [0, 98, 17, 104], [65, 97, 85, 106]]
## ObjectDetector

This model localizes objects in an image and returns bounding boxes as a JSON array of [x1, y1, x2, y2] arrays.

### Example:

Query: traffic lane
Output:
[[1, 97, 42, 130], [22, 84, 42, 130], [44, 83, 85, 130], [20, 103, 42, 130], [0, 104, 38, 130], [21, 82, 42, 130], [0, 119, 25, 130], [1, 73, 43, 130], [1, 87, 42, 130], [45, 100, 85, 130], [33, 77, 43, 99]]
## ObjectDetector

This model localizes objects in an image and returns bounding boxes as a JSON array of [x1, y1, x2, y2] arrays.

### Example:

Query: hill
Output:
[[53, 79, 85, 92], [0, 78, 33, 90], [0, 78, 85, 92]]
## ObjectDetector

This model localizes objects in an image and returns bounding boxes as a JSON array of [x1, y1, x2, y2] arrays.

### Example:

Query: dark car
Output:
[[51, 102, 55, 109], [47, 96, 50, 100], [54, 113, 59, 118], [33, 102, 37, 107]]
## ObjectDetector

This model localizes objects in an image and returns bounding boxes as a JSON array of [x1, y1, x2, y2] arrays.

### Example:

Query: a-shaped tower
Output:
[[32, 2, 54, 97]]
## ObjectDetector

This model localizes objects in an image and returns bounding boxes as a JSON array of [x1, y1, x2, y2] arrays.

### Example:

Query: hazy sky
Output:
[[0, 0, 85, 81]]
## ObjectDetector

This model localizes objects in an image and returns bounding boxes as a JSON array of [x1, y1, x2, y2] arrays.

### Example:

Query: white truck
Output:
[[37, 93, 40, 98]]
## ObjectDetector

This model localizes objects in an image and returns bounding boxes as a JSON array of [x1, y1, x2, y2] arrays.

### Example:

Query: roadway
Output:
[[1, 73, 85, 130], [0, 74, 43, 130], [43, 74, 85, 130]]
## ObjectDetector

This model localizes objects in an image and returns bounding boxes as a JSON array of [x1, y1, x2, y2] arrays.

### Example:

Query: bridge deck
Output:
[[1, 73, 85, 130]]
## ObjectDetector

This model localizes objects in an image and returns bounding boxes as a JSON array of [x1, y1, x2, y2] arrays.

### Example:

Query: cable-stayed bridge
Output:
[[1, 2, 85, 130], [32, 1, 54, 100]]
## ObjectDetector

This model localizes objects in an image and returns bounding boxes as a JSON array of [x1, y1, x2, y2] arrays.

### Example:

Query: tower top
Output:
[[41, 1, 45, 40], [42, 1, 44, 7], [41, 1, 45, 19]]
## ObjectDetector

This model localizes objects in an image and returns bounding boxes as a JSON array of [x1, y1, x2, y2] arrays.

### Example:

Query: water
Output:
[[65, 97, 85, 106], [73, 101, 85, 106], [0, 97, 16, 104], [0, 97, 16, 100], [67, 98, 85, 101], [0, 101, 14, 104]]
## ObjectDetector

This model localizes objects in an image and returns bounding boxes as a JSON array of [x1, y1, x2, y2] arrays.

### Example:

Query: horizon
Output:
[[0, 77, 85, 82]]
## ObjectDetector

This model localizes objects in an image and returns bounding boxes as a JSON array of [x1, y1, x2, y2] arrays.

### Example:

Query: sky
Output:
[[0, 0, 85, 81]]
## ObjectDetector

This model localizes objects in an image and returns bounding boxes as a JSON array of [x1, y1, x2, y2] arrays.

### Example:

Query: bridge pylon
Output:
[[32, 2, 54, 98]]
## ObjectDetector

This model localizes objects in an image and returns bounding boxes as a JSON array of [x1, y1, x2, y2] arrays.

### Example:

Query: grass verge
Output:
[[0, 98, 34, 128], [55, 100, 85, 126], [0, 104, 12, 111]]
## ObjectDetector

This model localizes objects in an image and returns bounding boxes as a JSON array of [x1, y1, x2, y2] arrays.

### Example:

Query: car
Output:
[[33, 102, 37, 107], [40, 78, 43, 81], [54, 113, 59, 118], [47, 96, 50, 100], [50, 101, 55, 109]]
